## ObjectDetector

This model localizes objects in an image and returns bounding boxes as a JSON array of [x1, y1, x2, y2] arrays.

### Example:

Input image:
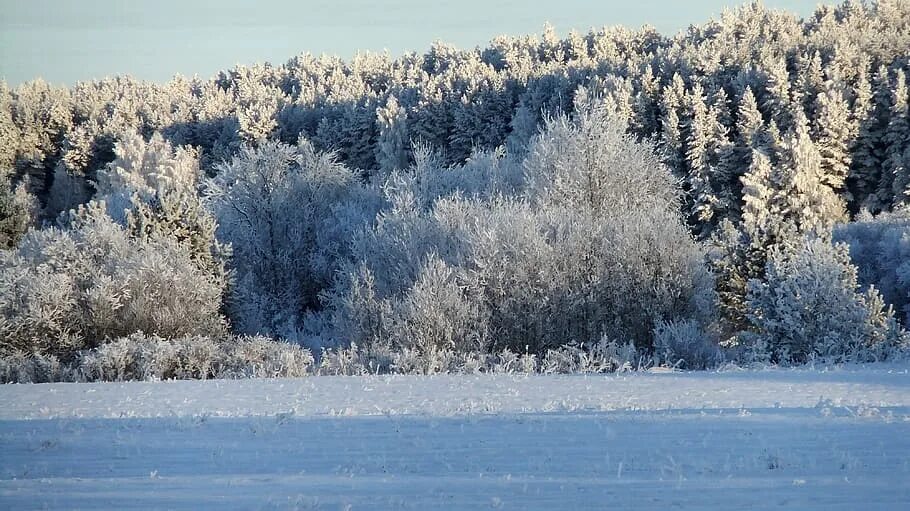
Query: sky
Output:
[[1, 0, 820, 87]]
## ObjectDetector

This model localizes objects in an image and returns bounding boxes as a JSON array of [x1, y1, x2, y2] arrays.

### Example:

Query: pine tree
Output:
[[0, 171, 35, 248], [848, 59, 879, 211], [685, 84, 717, 228], [735, 87, 765, 172], [777, 111, 847, 235], [740, 149, 777, 246], [659, 74, 688, 173], [0, 82, 17, 171], [883, 69, 910, 207], [762, 57, 793, 132], [375, 95, 410, 174], [814, 80, 853, 193]]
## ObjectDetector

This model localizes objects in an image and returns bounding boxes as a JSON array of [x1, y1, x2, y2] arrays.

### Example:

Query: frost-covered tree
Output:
[[814, 79, 853, 193], [206, 139, 374, 339], [232, 66, 286, 144], [0, 203, 226, 357], [775, 112, 847, 236], [659, 74, 688, 173], [375, 95, 410, 174], [94, 132, 200, 222], [883, 69, 910, 207], [847, 61, 878, 211], [0, 82, 18, 171], [329, 100, 715, 353], [762, 57, 793, 132], [740, 150, 779, 246], [685, 84, 717, 227], [11, 80, 73, 171], [734, 87, 765, 179], [744, 237, 904, 364], [835, 209, 910, 325], [0, 171, 36, 249], [92, 132, 228, 282]]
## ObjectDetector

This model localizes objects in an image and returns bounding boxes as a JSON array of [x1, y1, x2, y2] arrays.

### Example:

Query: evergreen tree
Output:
[[631, 64, 661, 137], [762, 57, 793, 132], [685, 84, 717, 228], [659, 74, 688, 173], [777, 111, 847, 236], [848, 59, 879, 211], [0, 82, 17, 171], [740, 149, 778, 246], [745, 237, 903, 364], [375, 95, 410, 174], [735, 87, 765, 174], [863, 65, 896, 212], [708, 88, 738, 220], [0, 171, 35, 249], [795, 51, 824, 120], [883, 69, 910, 207], [814, 79, 853, 193]]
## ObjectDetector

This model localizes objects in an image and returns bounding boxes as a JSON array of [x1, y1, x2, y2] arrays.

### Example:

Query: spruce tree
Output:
[[0, 82, 17, 171], [884, 69, 910, 207], [762, 57, 793, 132], [777, 111, 847, 236], [660, 74, 688, 173], [740, 149, 777, 246], [848, 59, 879, 211], [814, 80, 853, 193], [745, 237, 903, 364], [685, 84, 717, 228], [375, 95, 410, 174], [865, 65, 896, 212], [735, 87, 765, 172]]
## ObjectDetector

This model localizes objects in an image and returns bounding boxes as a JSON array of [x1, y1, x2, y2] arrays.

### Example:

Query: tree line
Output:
[[1, 1, 910, 379]]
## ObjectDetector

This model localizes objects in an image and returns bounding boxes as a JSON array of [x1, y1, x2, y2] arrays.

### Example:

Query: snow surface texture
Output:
[[2, 367, 909, 509]]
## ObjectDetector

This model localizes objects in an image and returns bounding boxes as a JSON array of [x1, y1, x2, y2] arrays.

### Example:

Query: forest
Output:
[[2, 1, 910, 382]]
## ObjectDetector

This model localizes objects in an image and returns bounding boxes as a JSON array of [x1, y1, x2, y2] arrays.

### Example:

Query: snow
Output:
[[2, 367, 909, 509]]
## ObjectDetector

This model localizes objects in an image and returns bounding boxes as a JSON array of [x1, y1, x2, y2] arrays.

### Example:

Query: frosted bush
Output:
[[68, 334, 314, 382], [0, 205, 226, 357], [541, 338, 641, 374], [653, 319, 724, 369], [328, 102, 715, 354], [316, 343, 393, 376], [0, 353, 64, 383], [834, 209, 910, 324], [206, 139, 377, 338], [744, 237, 907, 364], [223, 336, 315, 378]]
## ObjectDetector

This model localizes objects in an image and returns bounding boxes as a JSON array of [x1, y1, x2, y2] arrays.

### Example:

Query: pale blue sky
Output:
[[1, 0, 819, 86]]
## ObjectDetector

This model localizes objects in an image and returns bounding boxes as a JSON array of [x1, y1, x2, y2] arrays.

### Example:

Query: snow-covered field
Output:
[[2, 367, 909, 510]]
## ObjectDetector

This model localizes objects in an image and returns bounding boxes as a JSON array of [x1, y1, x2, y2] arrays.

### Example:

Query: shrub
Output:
[[834, 209, 910, 324], [744, 237, 907, 364], [327, 100, 716, 354], [65, 333, 314, 383], [0, 171, 36, 249], [0, 352, 64, 383], [652, 319, 724, 369], [206, 138, 377, 339], [0, 205, 226, 357]]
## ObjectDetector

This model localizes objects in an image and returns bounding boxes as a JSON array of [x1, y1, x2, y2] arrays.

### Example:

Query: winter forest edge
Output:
[[2, 0, 910, 382]]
